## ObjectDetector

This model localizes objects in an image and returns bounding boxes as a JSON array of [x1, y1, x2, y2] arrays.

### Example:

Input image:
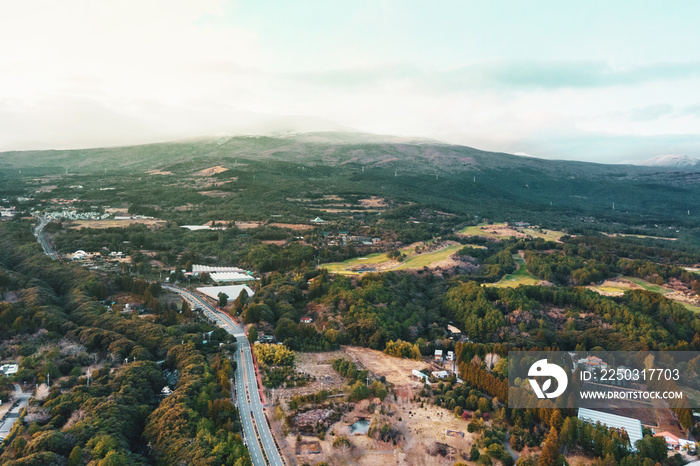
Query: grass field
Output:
[[459, 223, 566, 242], [681, 303, 700, 313], [322, 243, 463, 275], [520, 227, 566, 242], [488, 254, 541, 288], [623, 277, 672, 294]]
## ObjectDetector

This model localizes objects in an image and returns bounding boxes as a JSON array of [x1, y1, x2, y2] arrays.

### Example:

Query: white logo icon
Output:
[[528, 359, 568, 399]]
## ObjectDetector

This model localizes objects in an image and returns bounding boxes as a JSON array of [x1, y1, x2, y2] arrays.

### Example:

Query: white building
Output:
[[0, 363, 18, 375], [196, 285, 255, 302], [434, 349, 443, 362]]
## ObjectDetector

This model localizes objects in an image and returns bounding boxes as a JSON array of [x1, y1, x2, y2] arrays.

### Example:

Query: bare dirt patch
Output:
[[194, 165, 228, 176], [234, 221, 262, 230], [70, 219, 166, 229], [342, 346, 428, 389], [358, 197, 388, 208], [270, 223, 313, 231]]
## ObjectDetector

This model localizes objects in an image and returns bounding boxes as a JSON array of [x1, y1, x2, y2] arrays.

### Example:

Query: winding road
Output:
[[164, 285, 284, 466]]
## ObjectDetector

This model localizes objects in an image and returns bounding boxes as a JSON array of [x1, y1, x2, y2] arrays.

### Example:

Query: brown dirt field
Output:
[[261, 240, 288, 246], [272, 351, 349, 404], [342, 346, 429, 388], [269, 222, 313, 231], [194, 165, 228, 176], [359, 197, 388, 208], [70, 219, 166, 229], [234, 221, 262, 230], [290, 398, 480, 466]]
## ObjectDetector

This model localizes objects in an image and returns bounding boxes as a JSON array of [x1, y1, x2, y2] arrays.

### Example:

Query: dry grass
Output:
[[70, 219, 166, 229]]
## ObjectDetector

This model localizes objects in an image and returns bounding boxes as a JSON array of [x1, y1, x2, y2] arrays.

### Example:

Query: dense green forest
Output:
[[0, 222, 250, 465]]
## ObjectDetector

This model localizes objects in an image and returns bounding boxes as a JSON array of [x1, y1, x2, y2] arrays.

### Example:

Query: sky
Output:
[[1, 1, 700, 163]]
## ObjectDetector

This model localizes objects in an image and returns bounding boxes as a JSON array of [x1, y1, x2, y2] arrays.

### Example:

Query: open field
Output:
[[289, 393, 480, 466], [69, 218, 166, 229], [623, 277, 672, 294], [459, 223, 566, 242], [488, 254, 542, 288], [589, 277, 700, 312], [604, 232, 677, 241], [322, 243, 465, 275]]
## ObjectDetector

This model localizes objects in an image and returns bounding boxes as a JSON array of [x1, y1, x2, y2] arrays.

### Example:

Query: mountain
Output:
[[2, 131, 700, 221], [636, 154, 699, 168]]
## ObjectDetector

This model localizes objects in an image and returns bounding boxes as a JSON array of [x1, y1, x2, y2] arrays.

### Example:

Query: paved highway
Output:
[[33, 216, 59, 261], [164, 285, 284, 466]]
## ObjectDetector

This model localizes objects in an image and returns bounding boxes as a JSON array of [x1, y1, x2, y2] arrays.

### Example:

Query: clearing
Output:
[[322, 242, 464, 275], [70, 219, 166, 229], [589, 277, 700, 313], [459, 223, 566, 242], [194, 165, 228, 176], [488, 253, 542, 288]]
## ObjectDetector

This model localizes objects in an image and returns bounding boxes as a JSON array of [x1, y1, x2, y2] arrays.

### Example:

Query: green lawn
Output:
[[681, 302, 700, 313], [458, 223, 507, 237], [488, 254, 541, 288], [623, 277, 672, 294], [394, 244, 463, 270], [322, 243, 463, 275], [520, 228, 566, 242]]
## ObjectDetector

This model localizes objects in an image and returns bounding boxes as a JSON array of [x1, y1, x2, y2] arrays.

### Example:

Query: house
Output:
[[411, 369, 429, 382], [446, 351, 454, 361], [578, 408, 643, 450], [431, 371, 449, 379], [577, 356, 608, 371], [310, 217, 326, 224], [300, 317, 314, 324], [654, 431, 696, 451], [434, 349, 443, 362]]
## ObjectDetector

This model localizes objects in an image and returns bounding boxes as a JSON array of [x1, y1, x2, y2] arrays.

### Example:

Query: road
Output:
[[164, 285, 284, 466], [33, 216, 60, 261], [0, 385, 32, 443]]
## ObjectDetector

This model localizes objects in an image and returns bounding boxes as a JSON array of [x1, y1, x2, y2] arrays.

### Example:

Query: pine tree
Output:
[[538, 427, 561, 466]]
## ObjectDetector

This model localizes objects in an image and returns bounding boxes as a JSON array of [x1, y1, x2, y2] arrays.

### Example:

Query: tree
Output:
[[218, 292, 228, 308], [68, 446, 83, 466], [248, 326, 258, 343], [470, 444, 480, 461], [538, 427, 561, 466]]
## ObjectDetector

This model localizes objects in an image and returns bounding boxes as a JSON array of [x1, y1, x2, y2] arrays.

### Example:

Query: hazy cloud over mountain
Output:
[[1, 0, 700, 163]]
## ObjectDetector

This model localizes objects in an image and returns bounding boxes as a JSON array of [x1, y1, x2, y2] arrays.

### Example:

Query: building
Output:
[[0, 364, 18, 376], [411, 370, 429, 382], [72, 250, 88, 260], [310, 217, 326, 224], [434, 349, 443, 362], [653, 431, 696, 451], [447, 324, 461, 335], [431, 370, 449, 379], [300, 317, 313, 324], [196, 285, 255, 302], [210, 272, 257, 283], [578, 408, 643, 449], [446, 351, 454, 361], [192, 265, 247, 274]]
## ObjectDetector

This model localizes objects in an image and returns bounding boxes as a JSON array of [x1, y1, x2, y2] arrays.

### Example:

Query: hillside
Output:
[[2, 132, 700, 224]]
